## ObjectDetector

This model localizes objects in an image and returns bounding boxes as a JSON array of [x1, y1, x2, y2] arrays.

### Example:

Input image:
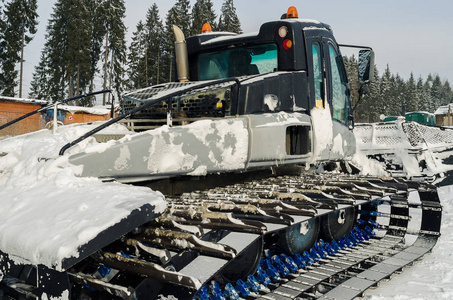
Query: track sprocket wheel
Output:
[[279, 218, 320, 255], [320, 207, 356, 241]]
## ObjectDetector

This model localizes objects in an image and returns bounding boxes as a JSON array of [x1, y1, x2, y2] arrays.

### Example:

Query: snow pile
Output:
[[0, 123, 166, 270], [363, 185, 453, 299], [310, 102, 333, 161]]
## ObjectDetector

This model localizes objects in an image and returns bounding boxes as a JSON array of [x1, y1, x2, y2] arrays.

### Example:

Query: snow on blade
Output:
[[0, 123, 166, 270]]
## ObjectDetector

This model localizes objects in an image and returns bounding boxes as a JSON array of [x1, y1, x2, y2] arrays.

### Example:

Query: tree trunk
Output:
[[89, 77, 94, 107], [76, 63, 80, 105], [157, 48, 160, 84], [103, 28, 109, 105], [19, 24, 25, 98], [108, 51, 113, 104], [69, 75, 74, 99], [145, 36, 148, 86], [169, 50, 173, 82]]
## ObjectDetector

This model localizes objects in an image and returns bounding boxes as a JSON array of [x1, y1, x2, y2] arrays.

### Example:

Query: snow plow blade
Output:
[[0, 196, 165, 299]]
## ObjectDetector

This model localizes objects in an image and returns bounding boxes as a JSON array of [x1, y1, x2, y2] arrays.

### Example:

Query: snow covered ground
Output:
[[363, 185, 453, 300]]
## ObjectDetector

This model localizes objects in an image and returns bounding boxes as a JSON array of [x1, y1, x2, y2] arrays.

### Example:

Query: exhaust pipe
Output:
[[172, 25, 189, 82]]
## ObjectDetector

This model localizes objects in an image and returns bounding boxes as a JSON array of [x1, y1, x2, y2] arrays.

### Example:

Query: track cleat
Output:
[[293, 253, 307, 269], [262, 259, 281, 281], [343, 236, 355, 248], [280, 254, 299, 272], [348, 233, 359, 246], [271, 255, 290, 276], [369, 200, 383, 207], [235, 279, 250, 298], [361, 229, 372, 240], [209, 292, 225, 300], [365, 226, 375, 237], [324, 242, 337, 256], [302, 251, 315, 265], [255, 265, 271, 286], [120, 251, 131, 258], [352, 226, 365, 240], [337, 238, 348, 249], [83, 284, 94, 292], [223, 283, 239, 300], [367, 219, 380, 228], [246, 275, 261, 292], [309, 248, 321, 262], [369, 211, 382, 217], [314, 242, 328, 259], [264, 249, 272, 259], [97, 264, 111, 278], [208, 281, 222, 295], [196, 286, 209, 300], [330, 240, 341, 252]]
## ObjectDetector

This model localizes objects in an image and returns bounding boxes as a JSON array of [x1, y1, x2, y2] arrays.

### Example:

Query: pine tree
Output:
[[404, 72, 418, 112], [341, 56, 453, 119], [367, 65, 381, 121], [441, 80, 453, 106], [416, 76, 430, 112], [66, 0, 92, 100], [162, 0, 191, 83], [145, 3, 164, 86], [99, 0, 127, 104], [0, 3, 6, 93], [379, 64, 393, 117], [1, 0, 38, 97], [431, 74, 443, 111], [345, 55, 359, 107], [31, 0, 70, 102], [29, 52, 50, 100], [191, 0, 217, 35], [218, 0, 241, 33], [29, 0, 96, 103], [423, 79, 434, 112], [86, 0, 106, 106], [394, 74, 406, 115], [127, 20, 147, 89]]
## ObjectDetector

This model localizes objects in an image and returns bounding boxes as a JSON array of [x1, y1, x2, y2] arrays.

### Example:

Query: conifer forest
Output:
[[0, 0, 451, 122]]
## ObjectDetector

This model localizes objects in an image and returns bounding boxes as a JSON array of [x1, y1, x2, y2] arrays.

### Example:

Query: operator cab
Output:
[[185, 6, 351, 126]]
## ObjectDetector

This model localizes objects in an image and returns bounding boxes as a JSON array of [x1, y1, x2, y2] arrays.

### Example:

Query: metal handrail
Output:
[[59, 78, 240, 155], [0, 90, 112, 132]]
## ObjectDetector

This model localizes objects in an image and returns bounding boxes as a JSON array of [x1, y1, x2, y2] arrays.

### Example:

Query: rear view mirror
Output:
[[358, 49, 375, 83]]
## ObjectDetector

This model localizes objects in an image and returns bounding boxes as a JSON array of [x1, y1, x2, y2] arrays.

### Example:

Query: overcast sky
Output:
[[22, 0, 453, 97]]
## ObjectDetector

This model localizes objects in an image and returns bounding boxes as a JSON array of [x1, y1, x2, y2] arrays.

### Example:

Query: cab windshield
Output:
[[198, 44, 278, 80]]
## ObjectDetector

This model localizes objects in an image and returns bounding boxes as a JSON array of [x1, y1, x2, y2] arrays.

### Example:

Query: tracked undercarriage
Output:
[[0, 171, 441, 299]]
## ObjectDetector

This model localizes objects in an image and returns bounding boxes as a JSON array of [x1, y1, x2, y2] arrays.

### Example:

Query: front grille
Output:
[[120, 81, 234, 129]]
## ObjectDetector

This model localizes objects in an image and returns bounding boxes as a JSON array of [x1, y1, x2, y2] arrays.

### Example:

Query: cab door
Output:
[[324, 39, 355, 160], [306, 37, 334, 161]]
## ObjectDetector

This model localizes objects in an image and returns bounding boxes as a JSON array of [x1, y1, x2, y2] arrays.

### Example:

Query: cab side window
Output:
[[312, 42, 324, 107], [328, 44, 349, 124]]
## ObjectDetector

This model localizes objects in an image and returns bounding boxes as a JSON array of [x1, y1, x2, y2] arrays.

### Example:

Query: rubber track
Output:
[[252, 178, 442, 299], [112, 174, 441, 299]]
